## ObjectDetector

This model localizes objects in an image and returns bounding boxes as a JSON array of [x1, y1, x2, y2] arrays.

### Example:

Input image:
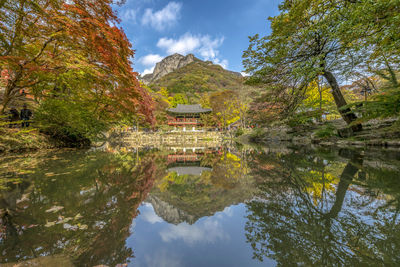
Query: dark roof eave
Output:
[[166, 109, 212, 114]]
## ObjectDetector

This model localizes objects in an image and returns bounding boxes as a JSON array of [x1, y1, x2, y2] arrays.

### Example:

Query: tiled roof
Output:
[[167, 104, 212, 114]]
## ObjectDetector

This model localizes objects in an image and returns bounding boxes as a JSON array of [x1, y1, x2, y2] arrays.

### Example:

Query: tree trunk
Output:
[[326, 153, 363, 219], [323, 70, 362, 132], [1, 84, 13, 114], [317, 77, 323, 122]]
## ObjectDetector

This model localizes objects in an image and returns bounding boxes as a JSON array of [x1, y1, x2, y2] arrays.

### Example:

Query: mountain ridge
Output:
[[140, 53, 242, 85]]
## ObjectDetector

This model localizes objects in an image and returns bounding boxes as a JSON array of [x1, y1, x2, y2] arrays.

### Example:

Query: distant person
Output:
[[8, 107, 19, 128], [20, 104, 32, 127]]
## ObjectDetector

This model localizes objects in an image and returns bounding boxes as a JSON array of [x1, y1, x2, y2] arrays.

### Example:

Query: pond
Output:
[[1, 143, 400, 266]]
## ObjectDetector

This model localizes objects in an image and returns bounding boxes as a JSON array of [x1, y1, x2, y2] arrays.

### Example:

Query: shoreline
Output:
[[241, 118, 400, 149], [0, 128, 89, 154]]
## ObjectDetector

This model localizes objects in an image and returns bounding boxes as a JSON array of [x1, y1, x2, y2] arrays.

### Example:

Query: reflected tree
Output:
[[245, 148, 400, 266], [0, 150, 157, 266]]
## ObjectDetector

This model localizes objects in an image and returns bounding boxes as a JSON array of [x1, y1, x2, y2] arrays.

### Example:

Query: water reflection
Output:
[[0, 150, 158, 266], [245, 147, 400, 266], [0, 144, 400, 266]]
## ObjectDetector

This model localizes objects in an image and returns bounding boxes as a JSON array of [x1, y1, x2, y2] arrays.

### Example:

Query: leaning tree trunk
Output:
[[323, 70, 362, 132], [325, 151, 363, 222]]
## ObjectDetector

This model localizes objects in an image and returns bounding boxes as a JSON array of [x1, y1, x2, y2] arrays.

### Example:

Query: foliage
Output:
[[287, 110, 320, 128], [142, 84, 169, 128], [0, 0, 154, 138], [153, 150, 253, 221], [0, 149, 157, 265], [245, 147, 400, 265], [243, 0, 399, 128], [35, 98, 107, 145], [301, 80, 335, 114], [149, 60, 257, 102], [208, 90, 241, 129], [249, 128, 265, 141], [314, 123, 337, 139], [169, 93, 188, 108], [353, 86, 400, 122], [235, 128, 244, 137]]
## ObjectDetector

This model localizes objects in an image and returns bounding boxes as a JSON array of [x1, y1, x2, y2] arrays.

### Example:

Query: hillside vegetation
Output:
[[149, 61, 255, 101]]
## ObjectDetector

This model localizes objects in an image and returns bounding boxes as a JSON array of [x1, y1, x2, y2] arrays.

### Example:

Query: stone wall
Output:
[[116, 131, 223, 149]]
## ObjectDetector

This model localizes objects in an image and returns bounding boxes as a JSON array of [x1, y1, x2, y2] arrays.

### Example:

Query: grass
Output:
[[0, 126, 56, 153], [314, 123, 337, 139]]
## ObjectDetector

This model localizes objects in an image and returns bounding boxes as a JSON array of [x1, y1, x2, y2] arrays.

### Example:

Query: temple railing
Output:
[[168, 118, 199, 125]]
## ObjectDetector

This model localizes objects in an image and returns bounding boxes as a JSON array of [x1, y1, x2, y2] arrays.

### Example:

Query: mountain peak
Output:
[[141, 54, 198, 84]]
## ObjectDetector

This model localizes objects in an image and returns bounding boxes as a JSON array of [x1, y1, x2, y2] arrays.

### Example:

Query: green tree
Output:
[[170, 93, 188, 108], [243, 0, 364, 130]]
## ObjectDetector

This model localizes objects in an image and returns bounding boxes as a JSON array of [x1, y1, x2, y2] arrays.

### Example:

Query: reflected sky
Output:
[[127, 203, 275, 267]]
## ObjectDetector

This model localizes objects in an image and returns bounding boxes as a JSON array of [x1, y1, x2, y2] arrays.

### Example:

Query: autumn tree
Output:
[[0, 0, 154, 138], [209, 90, 240, 130]]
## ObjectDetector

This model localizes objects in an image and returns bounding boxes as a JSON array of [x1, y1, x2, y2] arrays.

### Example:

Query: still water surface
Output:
[[1, 144, 400, 266]]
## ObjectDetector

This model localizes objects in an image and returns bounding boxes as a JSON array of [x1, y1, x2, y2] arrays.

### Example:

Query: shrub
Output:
[[235, 128, 244, 137], [287, 111, 321, 127], [35, 98, 107, 146], [249, 128, 264, 141], [314, 124, 337, 139]]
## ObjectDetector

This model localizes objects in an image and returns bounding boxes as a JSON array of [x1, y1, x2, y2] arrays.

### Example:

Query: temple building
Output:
[[167, 104, 212, 131], [167, 147, 213, 176]]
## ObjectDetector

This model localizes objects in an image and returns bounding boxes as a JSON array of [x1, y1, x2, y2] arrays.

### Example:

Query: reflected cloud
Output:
[[141, 203, 163, 224], [144, 248, 183, 267], [222, 206, 234, 217], [159, 217, 229, 245]]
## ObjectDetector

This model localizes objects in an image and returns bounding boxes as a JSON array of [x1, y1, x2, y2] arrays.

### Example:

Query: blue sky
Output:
[[113, 0, 282, 75]]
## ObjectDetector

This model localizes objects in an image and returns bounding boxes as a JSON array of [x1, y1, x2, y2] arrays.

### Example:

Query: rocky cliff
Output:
[[145, 194, 196, 225], [141, 53, 197, 85]]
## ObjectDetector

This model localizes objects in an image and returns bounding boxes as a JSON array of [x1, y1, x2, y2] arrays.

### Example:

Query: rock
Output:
[[366, 140, 386, 146], [349, 141, 364, 146], [337, 127, 354, 138], [292, 136, 311, 144], [386, 141, 400, 147], [140, 53, 197, 84], [320, 141, 335, 146], [146, 194, 196, 224]]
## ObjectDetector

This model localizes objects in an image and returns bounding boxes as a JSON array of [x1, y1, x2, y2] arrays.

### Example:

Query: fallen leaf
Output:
[[45, 206, 64, 213], [78, 224, 88, 230], [63, 223, 78, 231], [45, 221, 56, 227], [74, 213, 83, 220]]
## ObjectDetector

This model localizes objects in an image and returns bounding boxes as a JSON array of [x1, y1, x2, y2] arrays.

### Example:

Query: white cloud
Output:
[[240, 72, 250, 77], [140, 203, 163, 223], [156, 32, 228, 68], [157, 34, 200, 55], [142, 2, 182, 31], [214, 58, 229, 69], [142, 66, 155, 76], [121, 9, 138, 23], [140, 54, 163, 66], [159, 218, 229, 245]]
